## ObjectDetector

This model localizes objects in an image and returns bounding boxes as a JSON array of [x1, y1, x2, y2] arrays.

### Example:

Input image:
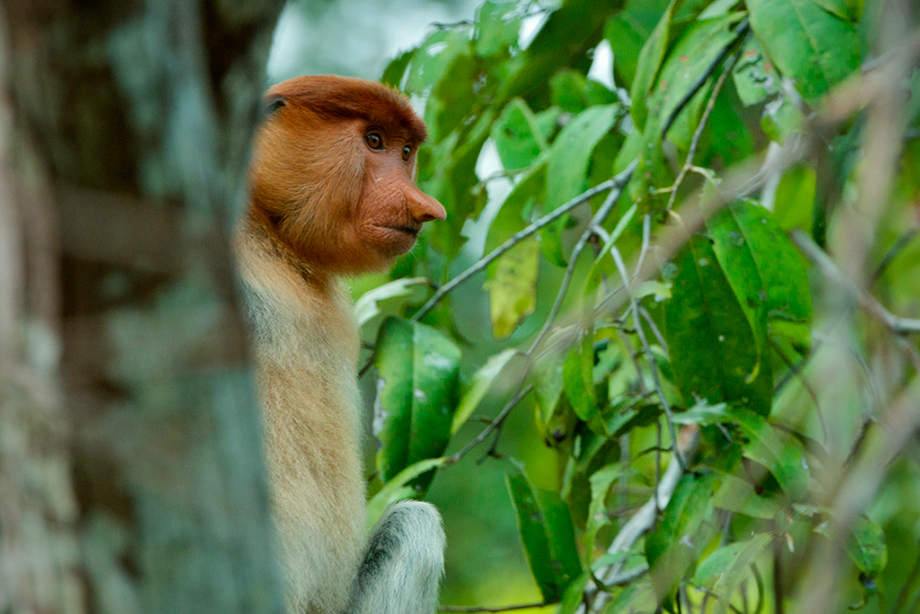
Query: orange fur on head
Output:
[[247, 75, 445, 276]]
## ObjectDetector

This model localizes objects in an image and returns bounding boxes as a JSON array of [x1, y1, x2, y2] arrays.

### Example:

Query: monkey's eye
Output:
[[365, 132, 384, 150], [402, 145, 412, 161]]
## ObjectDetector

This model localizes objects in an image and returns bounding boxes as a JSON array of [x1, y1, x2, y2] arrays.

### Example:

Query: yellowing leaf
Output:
[[485, 239, 539, 337]]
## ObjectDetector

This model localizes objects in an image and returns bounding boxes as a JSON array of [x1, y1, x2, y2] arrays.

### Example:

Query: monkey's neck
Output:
[[243, 207, 335, 292], [236, 210, 361, 366]]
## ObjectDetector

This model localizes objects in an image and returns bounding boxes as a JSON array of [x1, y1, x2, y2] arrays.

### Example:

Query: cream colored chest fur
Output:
[[238, 238, 366, 614]]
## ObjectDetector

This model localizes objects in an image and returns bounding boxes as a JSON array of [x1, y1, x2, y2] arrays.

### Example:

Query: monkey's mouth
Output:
[[381, 225, 420, 238]]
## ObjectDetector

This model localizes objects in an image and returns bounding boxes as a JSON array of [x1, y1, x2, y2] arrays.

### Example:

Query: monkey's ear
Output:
[[260, 96, 287, 121]]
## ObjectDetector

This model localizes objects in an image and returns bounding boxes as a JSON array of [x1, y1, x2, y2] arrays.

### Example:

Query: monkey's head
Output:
[[248, 75, 446, 274]]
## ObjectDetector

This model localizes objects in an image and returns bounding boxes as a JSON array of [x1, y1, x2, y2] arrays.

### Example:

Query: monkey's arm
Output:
[[349, 501, 445, 614]]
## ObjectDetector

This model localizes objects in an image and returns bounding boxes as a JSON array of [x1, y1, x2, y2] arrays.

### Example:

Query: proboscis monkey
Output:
[[235, 75, 447, 614]]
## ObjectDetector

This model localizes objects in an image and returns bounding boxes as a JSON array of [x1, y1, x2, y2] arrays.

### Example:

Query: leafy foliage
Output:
[[360, 0, 920, 612]]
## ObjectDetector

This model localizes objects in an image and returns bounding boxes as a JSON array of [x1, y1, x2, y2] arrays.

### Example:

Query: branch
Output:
[[412, 165, 636, 323], [790, 229, 920, 335], [449, 385, 534, 463], [528, 165, 636, 354]]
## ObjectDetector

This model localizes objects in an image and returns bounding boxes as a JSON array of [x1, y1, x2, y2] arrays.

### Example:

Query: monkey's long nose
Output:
[[406, 186, 447, 223]]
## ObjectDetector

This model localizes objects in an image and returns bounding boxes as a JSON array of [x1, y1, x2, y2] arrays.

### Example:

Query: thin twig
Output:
[[528, 169, 635, 354], [611, 244, 686, 471], [665, 34, 748, 211], [633, 213, 652, 278], [791, 229, 920, 335], [639, 306, 668, 355], [450, 385, 534, 463]]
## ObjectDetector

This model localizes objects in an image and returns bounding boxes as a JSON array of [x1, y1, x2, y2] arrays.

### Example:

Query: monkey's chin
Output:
[[373, 225, 420, 257]]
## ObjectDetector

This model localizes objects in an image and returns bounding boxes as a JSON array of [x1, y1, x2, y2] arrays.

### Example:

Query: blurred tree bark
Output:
[[0, 1, 285, 613]]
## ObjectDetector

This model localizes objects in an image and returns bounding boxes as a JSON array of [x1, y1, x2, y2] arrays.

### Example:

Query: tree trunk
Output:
[[0, 1, 285, 612]]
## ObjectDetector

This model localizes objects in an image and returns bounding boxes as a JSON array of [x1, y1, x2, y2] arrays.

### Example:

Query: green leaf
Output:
[[747, 0, 861, 101], [506, 460, 583, 602], [542, 105, 618, 265], [563, 333, 606, 435], [665, 202, 812, 415], [712, 473, 784, 519], [812, 0, 862, 21], [693, 533, 773, 614], [406, 29, 470, 96], [731, 408, 810, 500], [496, 0, 623, 106], [630, 0, 681, 131], [671, 400, 731, 426], [706, 205, 771, 371], [605, 0, 672, 90], [374, 318, 461, 494], [848, 516, 888, 576], [772, 164, 817, 231], [550, 69, 618, 115], [773, 164, 817, 231], [694, 532, 772, 584], [707, 201, 813, 369], [354, 277, 430, 332], [492, 99, 548, 170], [732, 38, 782, 107], [724, 202, 812, 330], [547, 105, 619, 209], [661, 232, 773, 416], [585, 464, 625, 560], [557, 572, 591, 614], [531, 351, 571, 445], [475, 0, 522, 57], [422, 110, 494, 258], [648, 13, 746, 139], [646, 472, 717, 607], [380, 48, 414, 88], [366, 457, 450, 529], [430, 53, 480, 143], [452, 349, 520, 434]]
